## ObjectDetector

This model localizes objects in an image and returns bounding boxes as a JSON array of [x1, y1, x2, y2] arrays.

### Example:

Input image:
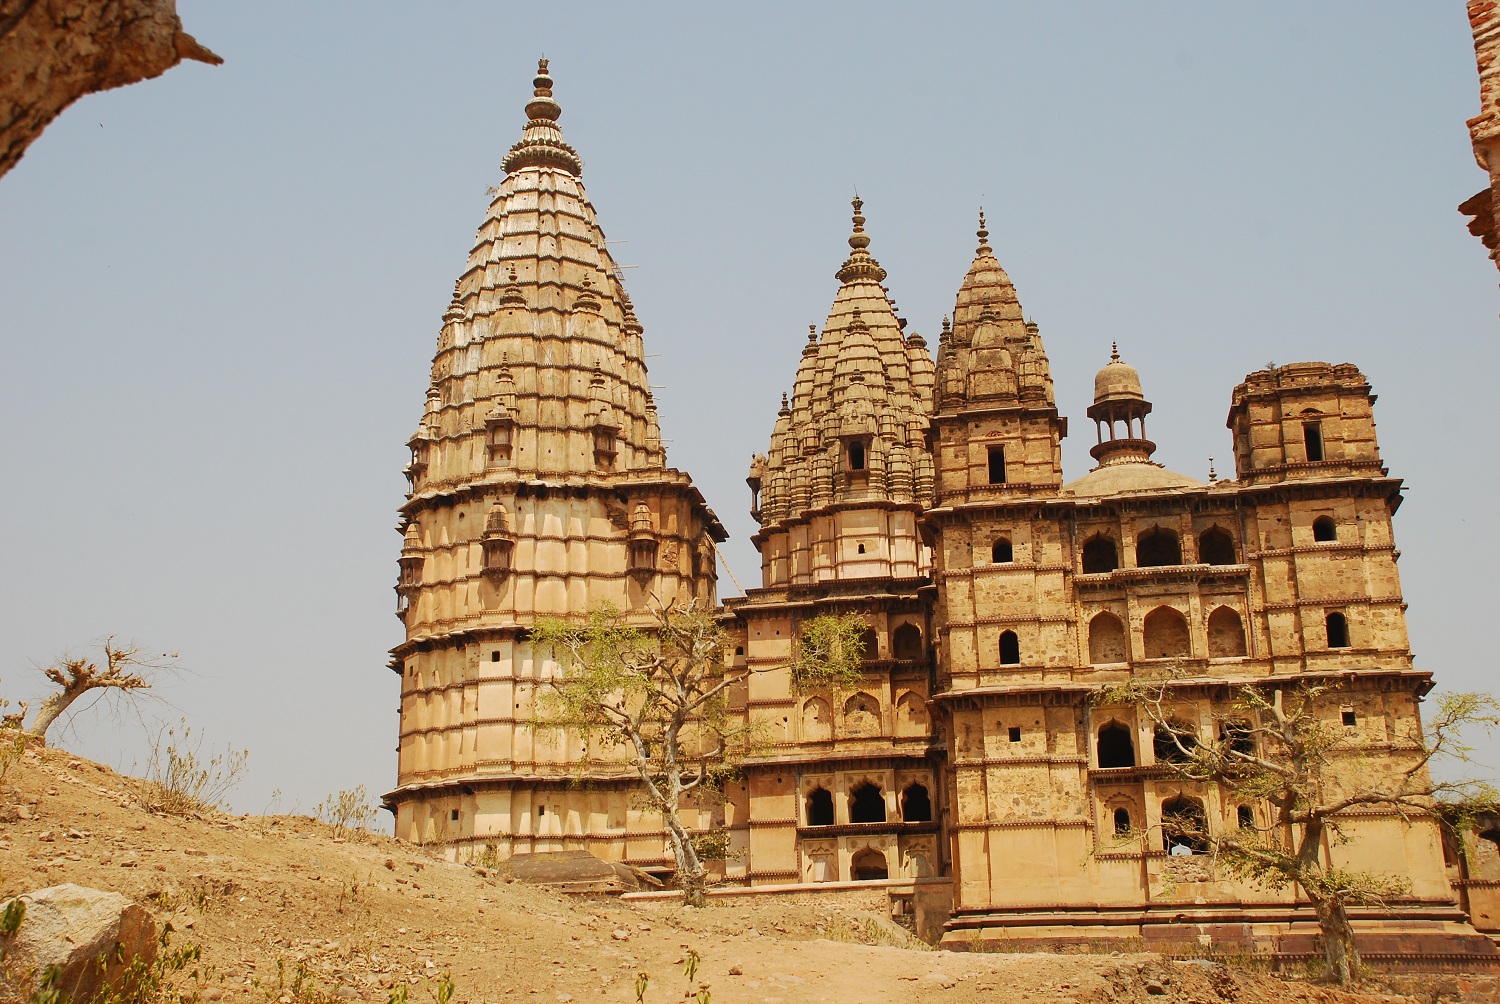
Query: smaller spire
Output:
[[849, 306, 867, 331], [976, 208, 992, 256], [1208, 457, 1218, 483], [780, 391, 790, 414], [1110, 341, 1120, 362], [835, 196, 887, 284]]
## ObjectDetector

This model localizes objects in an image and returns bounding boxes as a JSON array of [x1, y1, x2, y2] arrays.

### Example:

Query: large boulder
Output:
[[0, 884, 157, 1004]]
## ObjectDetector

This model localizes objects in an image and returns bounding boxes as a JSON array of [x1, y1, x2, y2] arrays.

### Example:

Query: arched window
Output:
[[801, 697, 832, 741], [1082, 535, 1119, 574], [1142, 606, 1190, 659], [1088, 612, 1128, 665], [848, 440, 866, 471], [842, 692, 880, 737], [1162, 796, 1209, 854], [1097, 722, 1135, 769], [1326, 611, 1350, 648], [1313, 516, 1337, 542], [851, 848, 889, 881], [1136, 527, 1182, 567], [805, 787, 834, 826], [892, 623, 923, 660], [901, 783, 932, 822], [1198, 528, 1236, 566], [859, 627, 879, 660], [999, 630, 1020, 665], [1237, 804, 1255, 830], [1154, 722, 1198, 764], [1220, 721, 1255, 757], [849, 782, 886, 823], [1113, 807, 1133, 836], [894, 691, 928, 735], [1206, 606, 1247, 659], [991, 538, 1014, 563]]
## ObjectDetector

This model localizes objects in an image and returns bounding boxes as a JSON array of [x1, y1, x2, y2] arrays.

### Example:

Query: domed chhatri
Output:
[[1092, 342, 1145, 404]]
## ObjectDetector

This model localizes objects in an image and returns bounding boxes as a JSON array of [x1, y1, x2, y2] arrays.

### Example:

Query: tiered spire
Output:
[[406, 59, 664, 485], [936, 209, 1056, 409], [751, 198, 935, 535]]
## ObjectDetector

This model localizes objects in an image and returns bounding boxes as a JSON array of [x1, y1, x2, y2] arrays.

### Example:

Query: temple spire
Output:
[[976, 208, 992, 256], [502, 57, 583, 176], [835, 196, 888, 284]]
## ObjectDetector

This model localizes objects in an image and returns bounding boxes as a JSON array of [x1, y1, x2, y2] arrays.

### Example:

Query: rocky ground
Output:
[[0, 743, 1483, 1003]]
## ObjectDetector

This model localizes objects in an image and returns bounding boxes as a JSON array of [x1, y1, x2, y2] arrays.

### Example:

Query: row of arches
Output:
[[805, 781, 932, 826], [802, 690, 929, 740], [1079, 527, 1239, 574], [855, 623, 925, 661], [1109, 796, 1257, 854], [1095, 719, 1256, 770], [1085, 606, 1247, 664]]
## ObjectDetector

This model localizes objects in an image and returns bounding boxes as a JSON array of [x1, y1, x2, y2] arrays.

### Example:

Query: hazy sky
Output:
[[1, 2, 1496, 815]]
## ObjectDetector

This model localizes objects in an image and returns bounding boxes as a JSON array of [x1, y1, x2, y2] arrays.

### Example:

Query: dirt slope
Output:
[[0, 744, 1422, 1004]]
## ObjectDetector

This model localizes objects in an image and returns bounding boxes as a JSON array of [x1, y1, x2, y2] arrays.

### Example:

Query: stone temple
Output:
[[386, 62, 1496, 956]]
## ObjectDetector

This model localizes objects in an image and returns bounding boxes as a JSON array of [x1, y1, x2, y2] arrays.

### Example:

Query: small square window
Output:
[[1008, 726, 1022, 743], [491, 651, 500, 662], [1341, 709, 1357, 727], [735, 646, 744, 655], [450, 809, 460, 822]]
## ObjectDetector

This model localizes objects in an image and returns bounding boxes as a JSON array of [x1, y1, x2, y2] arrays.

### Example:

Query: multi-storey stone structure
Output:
[[390, 63, 1492, 956]]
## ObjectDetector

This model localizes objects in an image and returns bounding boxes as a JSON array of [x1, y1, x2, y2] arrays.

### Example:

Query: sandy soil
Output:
[[0, 743, 1432, 1003]]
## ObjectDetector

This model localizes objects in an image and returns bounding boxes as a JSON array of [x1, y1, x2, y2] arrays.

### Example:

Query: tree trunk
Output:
[[25, 689, 74, 743], [0, 0, 221, 179], [660, 805, 708, 907], [1312, 896, 1360, 985]]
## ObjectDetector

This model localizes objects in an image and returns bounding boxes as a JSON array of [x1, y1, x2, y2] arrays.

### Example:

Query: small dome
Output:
[[1093, 344, 1144, 404]]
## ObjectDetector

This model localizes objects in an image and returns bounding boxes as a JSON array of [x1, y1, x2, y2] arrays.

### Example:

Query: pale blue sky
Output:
[[1, 2, 1496, 813]]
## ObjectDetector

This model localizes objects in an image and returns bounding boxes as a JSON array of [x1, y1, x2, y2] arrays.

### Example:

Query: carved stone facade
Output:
[[391, 63, 1489, 956]]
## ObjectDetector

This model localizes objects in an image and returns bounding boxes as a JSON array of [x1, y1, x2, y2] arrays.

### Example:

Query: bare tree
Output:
[[1099, 679, 1499, 985], [24, 638, 175, 743], [532, 600, 865, 906]]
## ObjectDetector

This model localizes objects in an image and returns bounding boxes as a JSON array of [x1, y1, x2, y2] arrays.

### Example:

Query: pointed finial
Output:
[[849, 306, 867, 331], [976, 208, 992, 255], [780, 391, 790, 413], [1208, 457, 1217, 483], [848, 196, 870, 251], [1110, 341, 1120, 362], [808, 324, 818, 343]]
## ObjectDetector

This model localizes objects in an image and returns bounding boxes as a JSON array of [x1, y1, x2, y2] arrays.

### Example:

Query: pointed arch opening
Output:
[[894, 691, 928, 736], [1154, 722, 1199, 764], [1137, 527, 1183, 567], [1143, 606, 1190, 659], [1113, 807, 1133, 836], [1162, 795, 1209, 854], [849, 782, 886, 824], [999, 630, 1021, 665], [842, 692, 880, 737], [1082, 535, 1119, 574], [851, 848, 889, 881], [801, 697, 832, 742], [992, 538, 1014, 563], [1207, 606, 1247, 659], [901, 782, 932, 822], [1198, 527, 1236, 565], [1326, 611, 1350, 648], [1088, 611, 1128, 665], [892, 623, 923, 660], [805, 787, 834, 827], [1097, 721, 1136, 769]]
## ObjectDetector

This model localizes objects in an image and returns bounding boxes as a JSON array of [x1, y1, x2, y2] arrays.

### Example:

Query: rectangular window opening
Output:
[[449, 809, 460, 822], [1341, 708, 1356, 727], [987, 446, 1007, 485], [1007, 726, 1022, 743], [1303, 422, 1324, 462]]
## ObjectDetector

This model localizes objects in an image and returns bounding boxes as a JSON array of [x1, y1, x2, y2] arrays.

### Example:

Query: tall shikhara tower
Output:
[[386, 62, 724, 860]]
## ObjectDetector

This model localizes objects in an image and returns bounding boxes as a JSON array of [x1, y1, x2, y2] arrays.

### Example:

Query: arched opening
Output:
[[849, 782, 886, 824], [1206, 606, 1247, 659], [1237, 804, 1255, 830], [901, 783, 932, 822], [851, 848, 889, 881], [801, 697, 832, 742], [805, 787, 834, 826], [859, 627, 879, 660], [1142, 606, 1190, 659], [892, 623, 923, 660], [1113, 807, 1133, 836], [1313, 516, 1337, 542], [848, 440, 866, 471], [1326, 611, 1350, 649], [894, 691, 928, 735], [1220, 721, 1255, 757], [1097, 722, 1136, 769], [1162, 796, 1209, 854], [999, 630, 1020, 665], [1198, 528, 1236, 566], [1477, 831, 1500, 881], [1136, 527, 1182, 567], [1154, 722, 1198, 764], [991, 538, 1014, 563], [1082, 535, 1119, 574], [842, 692, 880, 737], [1088, 611, 1128, 665]]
